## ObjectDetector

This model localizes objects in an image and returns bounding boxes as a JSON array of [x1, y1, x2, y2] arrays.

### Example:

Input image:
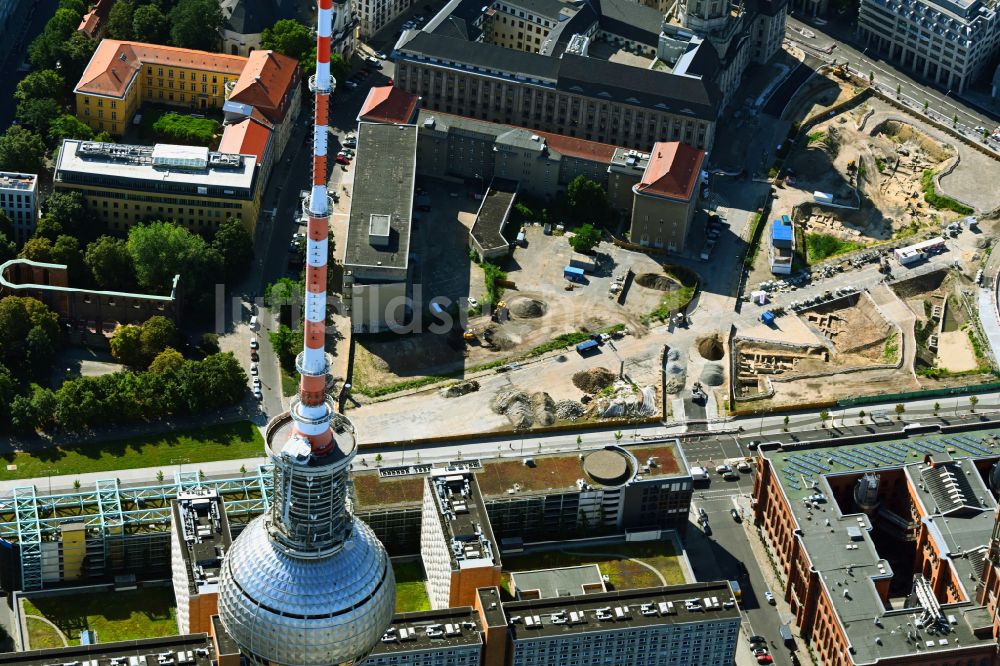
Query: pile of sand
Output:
[[491, 389, 557, 429], [440, 380, 479, 398], [572, 367, 617, 393], [636, 273, 679, 292], [509, 297, 546, 318]]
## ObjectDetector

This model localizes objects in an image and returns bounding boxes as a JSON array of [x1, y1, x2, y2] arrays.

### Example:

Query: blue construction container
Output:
[[761, 311, 776, 325], [576, 339, 600, 355], [564, 265, 586, 282]]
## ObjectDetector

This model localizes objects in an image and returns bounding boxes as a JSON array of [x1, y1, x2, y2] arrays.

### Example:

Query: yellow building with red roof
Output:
[[74, 40, 300, 139]]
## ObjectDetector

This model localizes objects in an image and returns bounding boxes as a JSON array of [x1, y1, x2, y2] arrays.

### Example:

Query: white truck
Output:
[[690, 466, 709, 481]]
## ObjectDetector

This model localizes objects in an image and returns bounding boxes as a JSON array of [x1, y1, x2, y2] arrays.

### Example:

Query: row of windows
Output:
[[145, 66, 225, 84]]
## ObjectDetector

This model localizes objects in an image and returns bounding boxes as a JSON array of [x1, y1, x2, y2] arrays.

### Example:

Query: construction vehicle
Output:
[[692, 381, 706, 403], [463, 329, 477, 343]]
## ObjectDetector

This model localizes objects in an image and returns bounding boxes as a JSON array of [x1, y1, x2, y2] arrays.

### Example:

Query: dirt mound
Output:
[[440, 380, 479, 398], [509, 297, 546, 318], [698, 336, 725, 361], [636, 273, 680, 292], [491, 389, 557, 429], [700, 363, 724, 386], [572, 367, 617, 393], [554, 400, 585, 420]]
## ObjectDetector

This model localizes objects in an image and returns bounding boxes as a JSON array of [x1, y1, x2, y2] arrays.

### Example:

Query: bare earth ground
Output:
[[353, 225, 669, 392], [936, 331, 978, 372]]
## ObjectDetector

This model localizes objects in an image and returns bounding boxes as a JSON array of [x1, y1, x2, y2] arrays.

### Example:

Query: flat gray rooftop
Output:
[[373, 606, 483, 654], [430, 469, 500, 570], [2, 634, 215, 666], [761, 427, 1000, 664], [504, 582, 739, 639], [344, 123, 417, 272], [511, 564, 605, 599], [471, 178, 517, 252]]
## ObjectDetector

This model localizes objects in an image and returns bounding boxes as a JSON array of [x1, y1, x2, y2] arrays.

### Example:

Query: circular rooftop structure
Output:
[[584, 448, 632, 486]]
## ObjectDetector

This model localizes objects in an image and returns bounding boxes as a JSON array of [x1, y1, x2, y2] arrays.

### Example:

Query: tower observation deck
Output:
[[216, 1, 395, 664]]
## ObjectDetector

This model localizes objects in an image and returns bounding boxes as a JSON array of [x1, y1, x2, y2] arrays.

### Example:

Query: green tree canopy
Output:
[[43, 191, 91, 238], [104, 0, 136, 40], [132, 3, 169, 43], [261, 19, 312, 62], [49, 114, 95, 145], [0, 296, 60, 375], [20, 237, 53, 262], [568, 223, 601, 253], [110, 324, 145, 367], [212, 218, 253, 283], [52, 235, 87, 283], [59, 0, 87, 14], [0, 364, 17, 429], [149, 347, 184, 374], [15, 98, 62, 135], [0, 126, 47, 174], [0, 234, 16, 264], [139, 316, 178, 358], [169, 0, 223, 50], [33, 217, 63, 241], [28, 7, 84, 69], [14, 70, 65, 106], [127, 221, 217, 291], [85, 236, 136, 290], [26, 325, 55, 382], [566, 176, 610, 223], [9, 394, 39, 434], [58, 32, 99, 86], [0, 210, 13, 239]]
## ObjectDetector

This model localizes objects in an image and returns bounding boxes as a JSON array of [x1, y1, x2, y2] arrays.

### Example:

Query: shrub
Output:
[[150, 112, 220, 145], [920, 170, 973, 215]]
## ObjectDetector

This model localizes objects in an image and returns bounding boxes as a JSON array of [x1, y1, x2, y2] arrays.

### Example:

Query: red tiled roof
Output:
[[357, 85, 419, 125], [634, 141, 705, 201], [228, 50, 300, 123], [219, 117, 272, 165], [75, 40, 247, 98], [77, 0, 115, 38], [534, 130, 617, 163]]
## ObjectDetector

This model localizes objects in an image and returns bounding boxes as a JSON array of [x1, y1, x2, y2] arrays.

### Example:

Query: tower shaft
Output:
[[294, 0, 336, 456]]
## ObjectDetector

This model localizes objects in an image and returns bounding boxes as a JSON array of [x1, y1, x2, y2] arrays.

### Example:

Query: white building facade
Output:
[[0, 172, 38, 244]]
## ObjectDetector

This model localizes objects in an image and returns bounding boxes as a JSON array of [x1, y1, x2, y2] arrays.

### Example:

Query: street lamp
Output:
[[170, 457, 191, 479], [41, 468, 59, 496]]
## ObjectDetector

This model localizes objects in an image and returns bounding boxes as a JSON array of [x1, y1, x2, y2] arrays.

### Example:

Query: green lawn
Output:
[[22, 587, 177, 646], [280, 366, 299, 397], [139, 107, 221, 147], [502, 541, 686, 591], [805, 233, 865, 263], [393, 560, 431, 613], [0, 421, 263, 481], [25, 616, 65, 649]]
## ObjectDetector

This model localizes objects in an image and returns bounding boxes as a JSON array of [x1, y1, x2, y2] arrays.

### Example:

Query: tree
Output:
[[895, 83, 901, 98], [104, 0, 136, 40], [28, 7, 83, 70], [269, 324, 301, 370], [169, 0, 223, 50], [19, 237, 54, 262], [58, 32, 99, 86], [783, 415, 790, 431], [43, 191, 90, 239], [212, 218, 254, 283], [329, 53, 349, 86], [0, 364, 18, 429], [0, 233, 15, 264], [59, 0, 87, 15], [127, 221, 216, 291], [261, 19, 312, 63], [14, 70, 65, 106], [149, 347, 184, 374], [85, 236, 136, 289], [0, 126, 47, 174], [26, 325, 55, 382], [566, 175, 609, 222], [614, 431, 623, 442], [933, 401, 940, 415], [894, 403, 905, 420], [569, 223, 601, 253], [49, 114, 94, 145], [819, 410, 829, 428], [923, 100, 929, 113], [200, 332, 220, 353], [51, 235, 87, 283], [576, 434, 582, 450], [868, 71, 874, 84], [970, 395, 979, 413], [9, 394, 39, 434], [16, 98, 62, 135], [139, 316, 178, 359], [110, 325, 145, 367], [858, 409, 866, 424], [132, 3, 169, 43]]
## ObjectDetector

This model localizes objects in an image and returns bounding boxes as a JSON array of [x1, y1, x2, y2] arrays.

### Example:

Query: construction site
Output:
[[733, 289, 906, 402]]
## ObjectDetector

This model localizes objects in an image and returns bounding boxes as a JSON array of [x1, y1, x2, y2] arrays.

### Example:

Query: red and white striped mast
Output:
[[293, 0, 336, 455]]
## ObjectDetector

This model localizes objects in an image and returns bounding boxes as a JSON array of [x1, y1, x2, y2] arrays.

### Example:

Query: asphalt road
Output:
[[785, 13, 998, 133]]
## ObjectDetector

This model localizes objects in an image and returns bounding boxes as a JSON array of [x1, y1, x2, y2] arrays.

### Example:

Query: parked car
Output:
[[366, 55, 379, 64], [343, 137, 357, 148], [335, 154, 350, 165], [250, 363, 259, 376], [748, 635, 766, 646], [765, 591, 775, 605], [723, 471, 740, 481], [253, 388, 263, 400], [730, 508, 741, 522], [715, 464, 731, 474], [249, 315, 258, 329], [756, 654, 773, 665], [250, 337, 259, 350]]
